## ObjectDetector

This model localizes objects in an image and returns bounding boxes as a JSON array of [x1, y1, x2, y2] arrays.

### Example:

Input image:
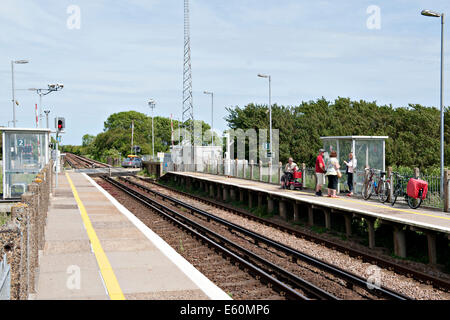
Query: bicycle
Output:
[[361, 168, 390, 203], [391, 172, 423, 209]]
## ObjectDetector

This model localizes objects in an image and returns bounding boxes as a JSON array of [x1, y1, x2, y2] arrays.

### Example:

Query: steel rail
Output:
[[121, 176, 410, 300], [65, 153, 111, 169], [141, 175, 450, 292], [101, 176, 320, 300]]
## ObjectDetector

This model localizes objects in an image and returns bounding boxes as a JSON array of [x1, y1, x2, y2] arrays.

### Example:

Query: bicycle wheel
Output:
[[391, 186, 399, 206], [407, 194, 423, 209], [391, 194, 398, 206], [362, 182, 373, 200], [378, 181, 390, 203]]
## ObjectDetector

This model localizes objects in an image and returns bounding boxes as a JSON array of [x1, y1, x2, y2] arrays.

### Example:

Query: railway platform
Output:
[[32, 171, 230, 300], [166, 171, 450, 264]]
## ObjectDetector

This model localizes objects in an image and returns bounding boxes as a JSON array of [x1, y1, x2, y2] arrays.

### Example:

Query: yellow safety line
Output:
[[65, 172, 125, 300], [288, 189, 450, 221]]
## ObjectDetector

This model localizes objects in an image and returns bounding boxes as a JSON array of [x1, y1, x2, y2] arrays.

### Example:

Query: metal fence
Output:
[[421, 175, 443, 209], [0, 254, 11, 300], [167, 161, 446, 210]]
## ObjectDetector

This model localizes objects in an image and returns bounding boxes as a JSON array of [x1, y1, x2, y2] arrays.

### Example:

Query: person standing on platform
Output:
[[315, 149, 326, 196], [325, 151, 340, 198], [343, 152, 357, 197]]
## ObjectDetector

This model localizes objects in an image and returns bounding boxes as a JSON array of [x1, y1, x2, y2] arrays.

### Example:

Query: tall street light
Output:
[[203, 91, 214, 146], [29, 84, 64, 128], [44, 110, 50, 129], [421, 9, 445, 197], [257, 74, 272, 159], [148, 99, 156, 159], [11, 59, 29, 127]]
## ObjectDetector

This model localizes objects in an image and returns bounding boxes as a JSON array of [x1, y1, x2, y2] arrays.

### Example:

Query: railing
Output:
[[418, 175, 441, 209], [0, 254, 11, 300], [360, 169, 443, 210], [167, 161, 449, 211]]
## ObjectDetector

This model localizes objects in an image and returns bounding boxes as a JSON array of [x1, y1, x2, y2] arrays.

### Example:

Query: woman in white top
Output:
[[343, 152, 357, 197], [325, 151, 340, 198]]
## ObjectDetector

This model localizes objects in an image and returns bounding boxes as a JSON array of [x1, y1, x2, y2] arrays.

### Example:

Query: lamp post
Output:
[[148, 99, 156, 159], [421, 9, 445, 197], [203, 91, 214, 146], [44, 110, 50, 128], [29, 84, 64, 128], [11, 59, 29, 127], [257, 74, 272, 159]]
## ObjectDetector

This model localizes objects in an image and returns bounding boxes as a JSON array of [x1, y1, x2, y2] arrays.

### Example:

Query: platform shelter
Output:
[[320, 136, 388, 193], [1, 128, 51, 199]]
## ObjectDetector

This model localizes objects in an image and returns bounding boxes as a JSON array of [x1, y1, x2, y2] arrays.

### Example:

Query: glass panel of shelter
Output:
[[321, 137, 386, 195], [4, 132, 47, 198]]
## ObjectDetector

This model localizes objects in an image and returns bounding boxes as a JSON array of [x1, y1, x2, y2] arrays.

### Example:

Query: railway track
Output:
[[101, 175, 408, 300], [134, 175, 450, 292], [65, 153, 111, 169]]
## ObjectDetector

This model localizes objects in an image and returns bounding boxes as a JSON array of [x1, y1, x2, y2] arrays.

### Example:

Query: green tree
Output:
[[82, 134, 95, 147], [226, 98, 449, 170]]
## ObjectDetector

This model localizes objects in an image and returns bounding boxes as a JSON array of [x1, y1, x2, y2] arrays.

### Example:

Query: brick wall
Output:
[[0, 160, 53, 300]]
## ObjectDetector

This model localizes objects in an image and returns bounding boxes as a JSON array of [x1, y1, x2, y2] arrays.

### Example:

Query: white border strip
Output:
[[82, 173, 232, 300]]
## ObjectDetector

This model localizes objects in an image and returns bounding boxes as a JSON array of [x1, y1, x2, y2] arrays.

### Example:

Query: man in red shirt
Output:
[[315, 149, 326, 196]]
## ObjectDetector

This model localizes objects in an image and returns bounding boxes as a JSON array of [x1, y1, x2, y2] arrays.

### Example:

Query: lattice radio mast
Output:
[[182, 0, 194, 137]]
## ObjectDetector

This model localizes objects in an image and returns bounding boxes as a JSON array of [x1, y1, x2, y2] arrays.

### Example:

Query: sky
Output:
[[1, 0, 450, 145]]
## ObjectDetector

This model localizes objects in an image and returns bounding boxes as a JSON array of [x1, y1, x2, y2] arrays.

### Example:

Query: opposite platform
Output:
[[33, 172, 230, 300], [168, 171, 450, 235]]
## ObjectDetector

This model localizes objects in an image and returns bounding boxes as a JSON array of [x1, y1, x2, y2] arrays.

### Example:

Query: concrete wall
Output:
[[0, 160, 52, 300], [142, 161, 163, 179]]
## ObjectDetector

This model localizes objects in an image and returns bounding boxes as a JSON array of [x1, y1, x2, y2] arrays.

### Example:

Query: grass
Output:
[[0, 213, 9, 227], [179, 239, 184, 252], [137, 167, 157, 179], [310, 225, 327, 234], [249, 205, 272, 218]]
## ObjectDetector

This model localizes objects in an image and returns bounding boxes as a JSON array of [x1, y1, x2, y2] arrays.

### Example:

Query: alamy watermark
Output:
[[366, 5, 381, 30], [366, 265, 382, 290], [66, 265, 81, 290], [171, 122, 280, 166], [67, 5, 81, 30]]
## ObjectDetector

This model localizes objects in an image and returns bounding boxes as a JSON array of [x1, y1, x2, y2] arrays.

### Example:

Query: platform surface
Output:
[[170, 171, 450, 234], [34, 172, 229, 300]]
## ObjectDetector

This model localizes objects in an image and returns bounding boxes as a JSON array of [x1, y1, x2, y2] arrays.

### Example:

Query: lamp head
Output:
[[258, 74, 269, 78], [14, 60, 29, 64], [421, 9, 442, 17]]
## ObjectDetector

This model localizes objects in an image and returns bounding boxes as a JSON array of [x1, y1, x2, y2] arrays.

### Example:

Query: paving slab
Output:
[[39, 252, 99, 273], [44, 240, 92, 255], [125, 290, 207, 300], [36, 269, 107, 299], [113, 266, 200, 293]]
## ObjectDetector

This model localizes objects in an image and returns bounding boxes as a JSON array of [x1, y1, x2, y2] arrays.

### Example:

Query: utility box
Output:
[[1, 128, 51, 199]]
